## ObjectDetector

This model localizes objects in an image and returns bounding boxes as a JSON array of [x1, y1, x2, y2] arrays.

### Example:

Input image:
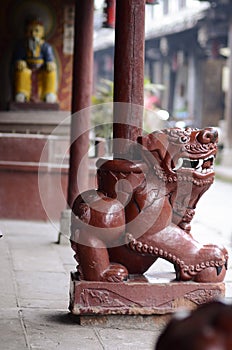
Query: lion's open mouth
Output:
[[173, 155, 215, 174]]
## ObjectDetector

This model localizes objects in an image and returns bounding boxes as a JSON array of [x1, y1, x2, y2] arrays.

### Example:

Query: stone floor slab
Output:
[[10, 247, 65, 273], [0, 308, 28, 350], [97, 328, 157, 350], [19, 298, 69, 310], [22, 309, 103, 350], [15, 271, 69, 301]]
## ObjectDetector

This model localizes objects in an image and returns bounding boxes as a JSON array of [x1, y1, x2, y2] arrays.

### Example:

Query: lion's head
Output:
[[138, 127, 218, 231], [138, 127, 218, 185]]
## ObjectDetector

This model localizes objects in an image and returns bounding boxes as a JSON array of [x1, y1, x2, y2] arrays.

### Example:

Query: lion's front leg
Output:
[[71, 239, 128, 282], [71, 190, 128, 282], [126, 223, 228, 283]]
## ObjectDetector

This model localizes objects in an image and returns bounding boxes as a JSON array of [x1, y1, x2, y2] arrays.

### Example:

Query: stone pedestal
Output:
[[8, 101, 60, 111], [69, 272, 225, 318]]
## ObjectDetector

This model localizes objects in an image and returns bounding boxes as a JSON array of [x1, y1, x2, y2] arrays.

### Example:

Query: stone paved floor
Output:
[[0, 178, 232, 349], [0, 221, 161, 350]]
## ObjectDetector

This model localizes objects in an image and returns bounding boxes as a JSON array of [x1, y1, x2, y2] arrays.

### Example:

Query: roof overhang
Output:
[[94, 3, 210, 52]]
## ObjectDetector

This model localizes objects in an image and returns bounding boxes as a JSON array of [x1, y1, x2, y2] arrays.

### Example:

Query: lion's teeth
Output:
[[204, 155, 214, 163], [173, 158, 183, 171], [196, 159, 203, 169], [173, 155, 215, 173]]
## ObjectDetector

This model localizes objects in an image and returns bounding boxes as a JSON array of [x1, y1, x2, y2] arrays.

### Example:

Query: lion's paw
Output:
[[175, 244, 228, 283], [101, 263, 128, 282]]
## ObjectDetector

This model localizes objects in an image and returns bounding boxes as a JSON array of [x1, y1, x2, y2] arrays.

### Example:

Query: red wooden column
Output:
[[67, 0, 94, 208], [113, 0, 145, 159], [225, 14, 232, 149]]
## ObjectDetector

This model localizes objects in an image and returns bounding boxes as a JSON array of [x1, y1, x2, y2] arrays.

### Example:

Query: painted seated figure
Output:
[[13, 18, 57, 103]]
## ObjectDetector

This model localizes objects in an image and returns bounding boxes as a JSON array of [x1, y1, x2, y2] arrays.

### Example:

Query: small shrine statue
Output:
[[13, 18, 57, 103]]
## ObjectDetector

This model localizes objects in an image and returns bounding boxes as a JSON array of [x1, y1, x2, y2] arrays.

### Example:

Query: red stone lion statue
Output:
[[71, 127, 228, 283]]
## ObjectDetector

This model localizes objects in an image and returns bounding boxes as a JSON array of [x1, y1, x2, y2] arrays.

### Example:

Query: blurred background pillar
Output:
[[222, 13, 232, 166]]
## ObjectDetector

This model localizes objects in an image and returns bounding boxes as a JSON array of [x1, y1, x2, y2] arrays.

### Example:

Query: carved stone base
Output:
[[69, 272, 225, 316]]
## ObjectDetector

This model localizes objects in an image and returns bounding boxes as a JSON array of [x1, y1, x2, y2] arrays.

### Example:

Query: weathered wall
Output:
[[0, 133, 97, 220]]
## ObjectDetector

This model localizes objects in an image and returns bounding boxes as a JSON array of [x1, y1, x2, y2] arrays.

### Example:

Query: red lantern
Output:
[[146, 0, 159, 4], [102, 0, 116, 29]]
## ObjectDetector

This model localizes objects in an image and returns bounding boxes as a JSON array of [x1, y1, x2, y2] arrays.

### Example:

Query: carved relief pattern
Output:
[[184, 289, 223, 305], [80, 288, 141, 308]]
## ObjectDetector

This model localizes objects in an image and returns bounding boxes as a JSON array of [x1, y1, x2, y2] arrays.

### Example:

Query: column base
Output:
[[57, 209, 71, 244]]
